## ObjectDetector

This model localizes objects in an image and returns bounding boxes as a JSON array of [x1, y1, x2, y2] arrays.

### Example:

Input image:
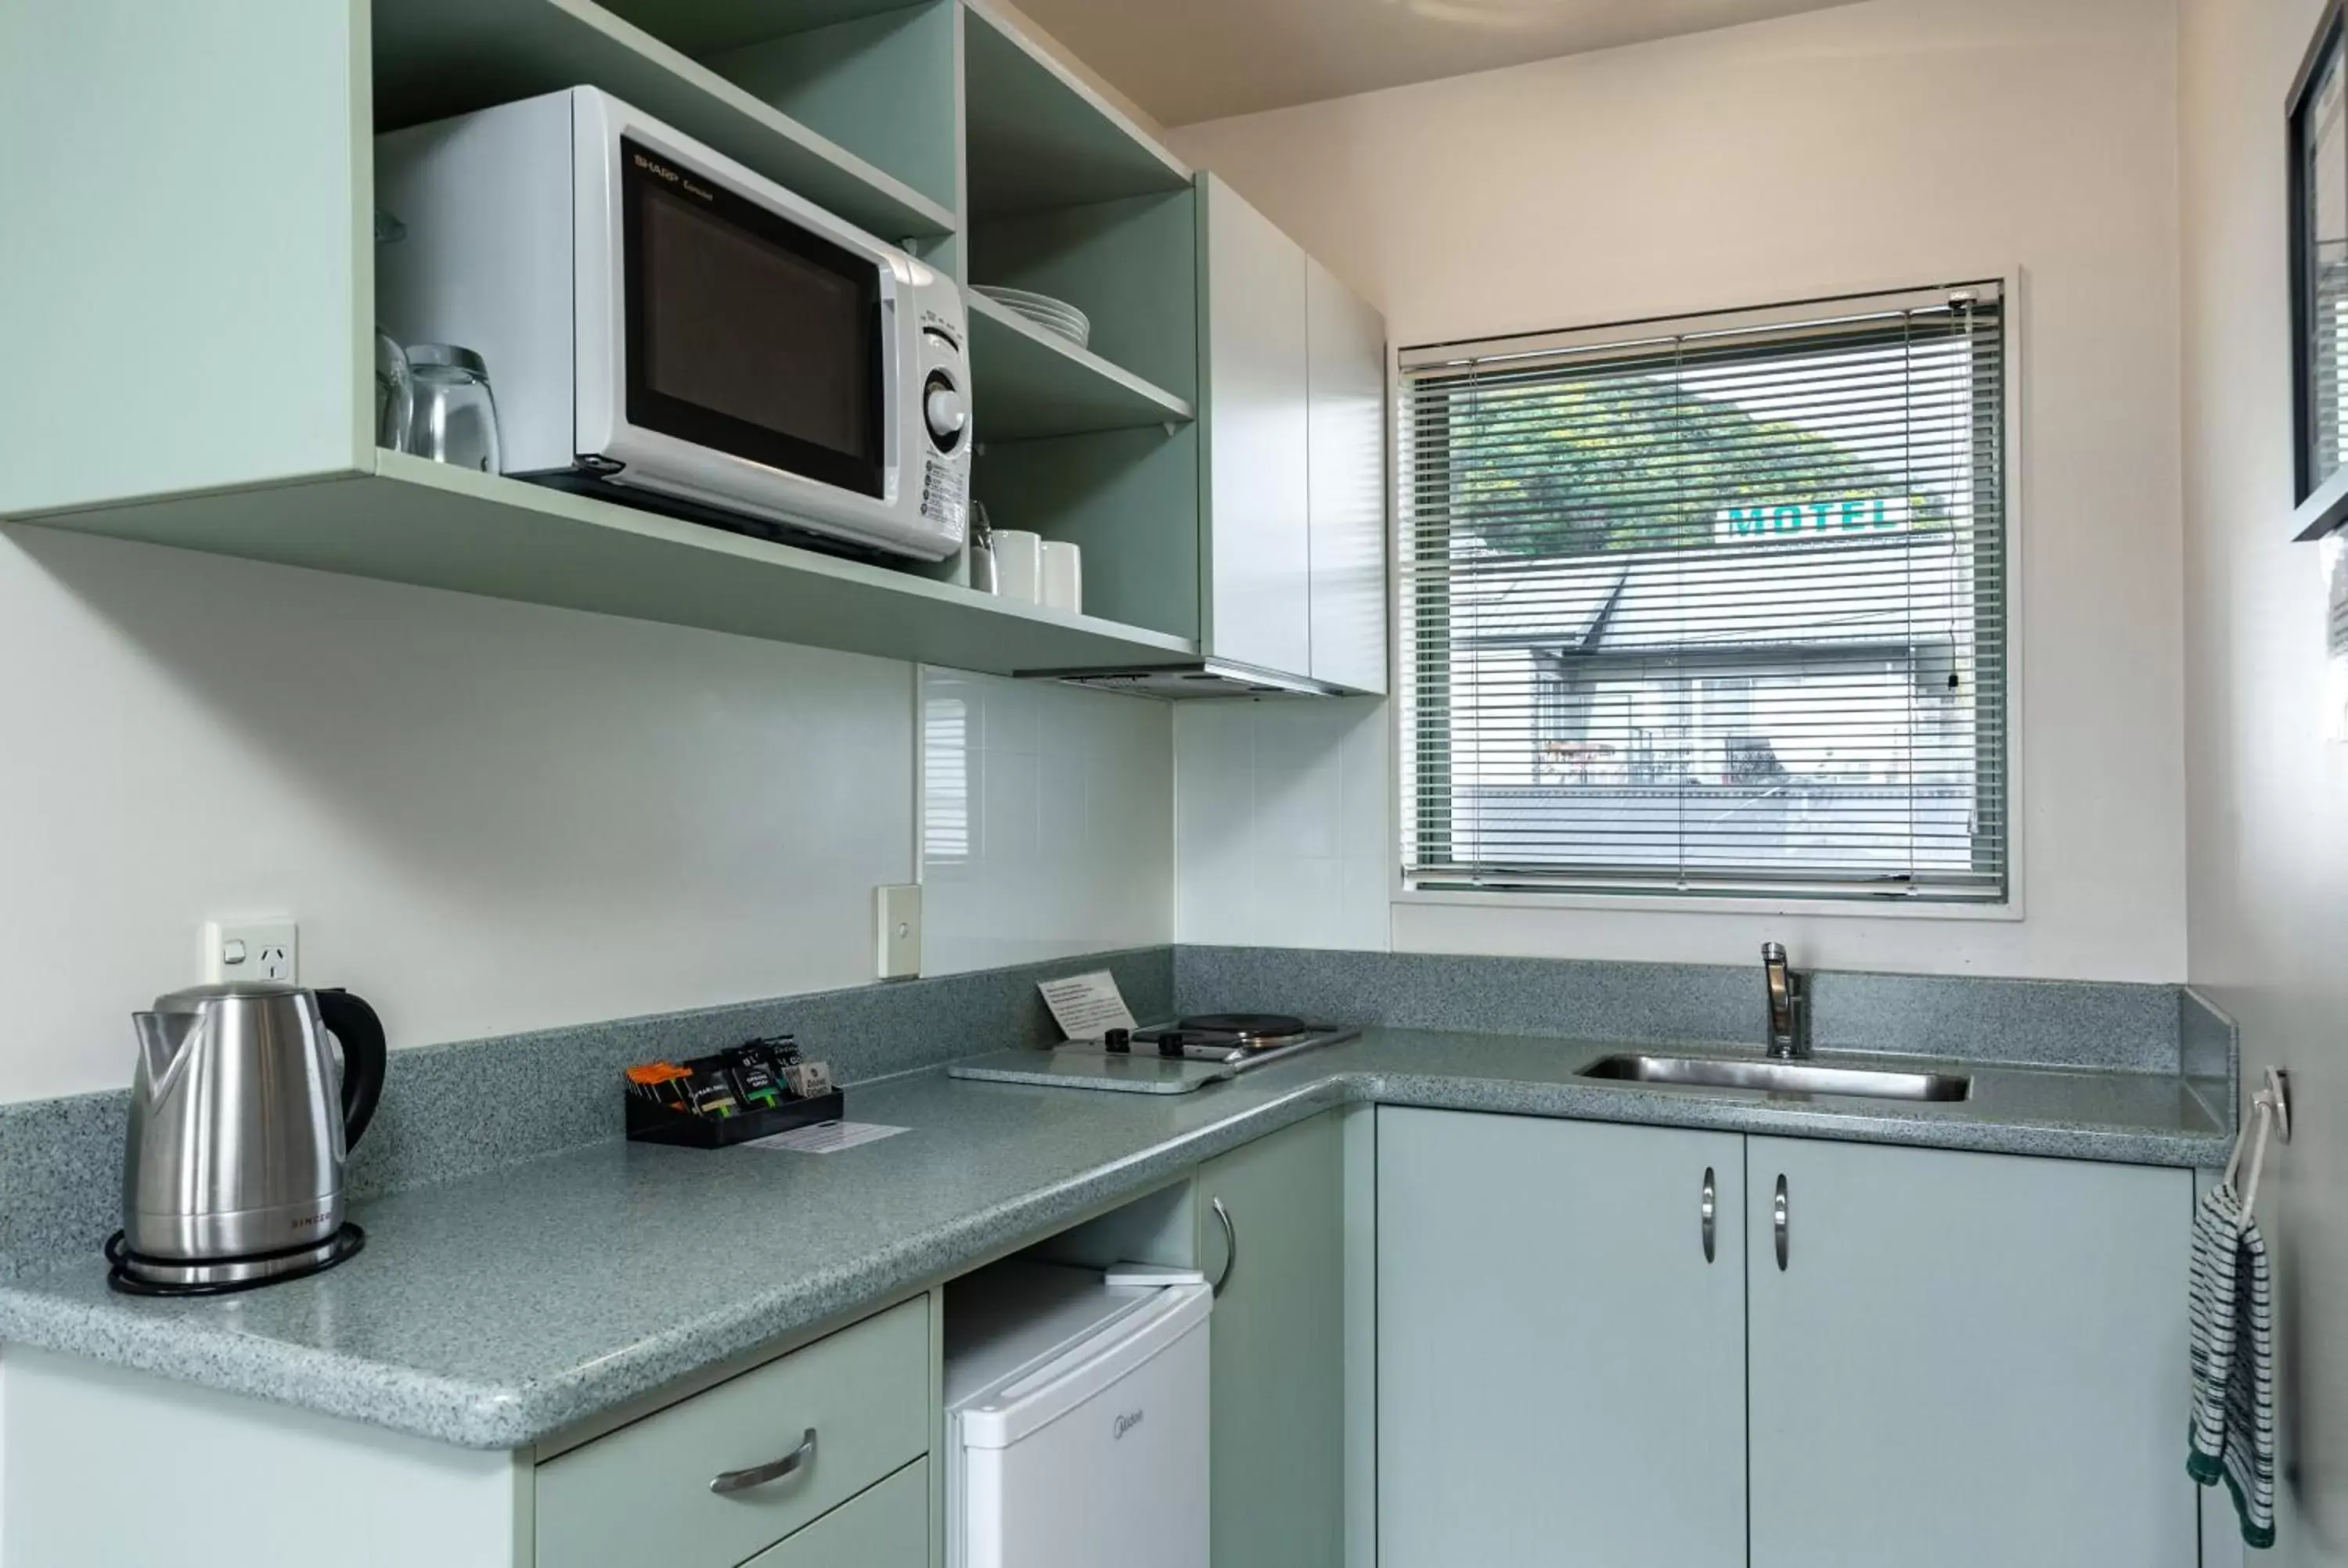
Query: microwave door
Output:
[[600, 138, 889, 508]]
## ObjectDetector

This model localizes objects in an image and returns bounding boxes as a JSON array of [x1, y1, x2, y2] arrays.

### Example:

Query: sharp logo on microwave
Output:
[[1113, 1408, 1145, 1440], [628, 151, 718, 203]]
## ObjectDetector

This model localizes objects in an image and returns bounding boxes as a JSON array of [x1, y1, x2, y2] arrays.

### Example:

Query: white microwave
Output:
[[376, 87, 972, 561]]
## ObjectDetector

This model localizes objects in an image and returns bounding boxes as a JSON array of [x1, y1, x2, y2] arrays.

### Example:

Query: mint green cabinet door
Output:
[[2, 0, 368, 516], [1201, 174, 1313, 678], [1377, 1108, 1746, 1568], [741, 1460, 927, 1568], [1747, 1138, 2196, 1568], [535, 1297, 928, 1568], [1304, 257, 1388, 695], [1197, 1110, 1345, 1568]]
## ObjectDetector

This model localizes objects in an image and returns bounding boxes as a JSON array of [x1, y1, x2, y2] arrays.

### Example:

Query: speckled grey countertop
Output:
[[0, 1027, 2229, 1451]]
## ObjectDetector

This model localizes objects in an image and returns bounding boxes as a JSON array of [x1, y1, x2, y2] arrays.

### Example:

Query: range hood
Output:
[[1021, 657, 1347, 699]]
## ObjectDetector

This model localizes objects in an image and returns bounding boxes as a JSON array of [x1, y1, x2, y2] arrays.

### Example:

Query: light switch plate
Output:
[[874, 884, 920, 980], [204, 918, 297, 984]]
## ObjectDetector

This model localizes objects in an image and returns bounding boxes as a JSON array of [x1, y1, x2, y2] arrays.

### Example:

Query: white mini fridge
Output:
[[945, 1262, 1212, 1568]]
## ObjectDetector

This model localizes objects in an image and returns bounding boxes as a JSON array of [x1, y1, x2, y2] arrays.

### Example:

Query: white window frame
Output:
[[1386, 268, 2027, 922]]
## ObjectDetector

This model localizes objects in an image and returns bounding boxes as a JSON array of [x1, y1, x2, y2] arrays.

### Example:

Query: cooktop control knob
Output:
[[923, 372, 966, 450]]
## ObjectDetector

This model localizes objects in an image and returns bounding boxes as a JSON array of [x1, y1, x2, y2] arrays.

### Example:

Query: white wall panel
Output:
[[1176, 699, 1389, 950], [919, 670, 1173, 975]]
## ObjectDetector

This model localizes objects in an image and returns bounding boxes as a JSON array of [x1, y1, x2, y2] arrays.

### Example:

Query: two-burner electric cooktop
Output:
[[945, 1013, 1360, 1095]]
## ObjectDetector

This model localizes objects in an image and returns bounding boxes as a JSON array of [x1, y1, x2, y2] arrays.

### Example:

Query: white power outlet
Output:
[[874, 885, 921, 980], [204, 919, 298, 984]]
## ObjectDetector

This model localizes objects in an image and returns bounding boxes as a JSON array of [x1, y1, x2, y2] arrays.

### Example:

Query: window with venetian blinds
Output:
[[1399, 282, 2008, 902]]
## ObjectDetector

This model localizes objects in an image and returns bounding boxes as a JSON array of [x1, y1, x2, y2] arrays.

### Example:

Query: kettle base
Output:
[[104, 1223, 366, 1297]]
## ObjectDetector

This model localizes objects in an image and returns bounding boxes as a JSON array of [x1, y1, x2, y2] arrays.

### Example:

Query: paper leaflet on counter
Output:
[[1037, 970, 1138, 1041], [740, 1120, 908, 1155]]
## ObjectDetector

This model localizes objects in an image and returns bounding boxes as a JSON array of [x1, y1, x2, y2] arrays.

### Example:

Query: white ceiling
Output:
[[1012, 0, 1867, 127]]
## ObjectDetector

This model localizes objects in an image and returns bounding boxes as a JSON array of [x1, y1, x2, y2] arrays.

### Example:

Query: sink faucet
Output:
[[1762, 942, 1806, 1059]]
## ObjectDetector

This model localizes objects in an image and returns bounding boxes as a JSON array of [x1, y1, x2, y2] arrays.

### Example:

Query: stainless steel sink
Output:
[[1579, 1053, 1972, 1102]]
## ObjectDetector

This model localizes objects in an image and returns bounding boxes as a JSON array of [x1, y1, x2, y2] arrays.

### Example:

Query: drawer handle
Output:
[[1210, 1196, 1237, 1298], [1700, 1166, 1716, 1264], [709, 1427, 817, 1496]]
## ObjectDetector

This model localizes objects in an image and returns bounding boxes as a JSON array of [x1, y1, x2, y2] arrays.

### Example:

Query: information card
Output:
[[1037, 970, 1139, 1041]]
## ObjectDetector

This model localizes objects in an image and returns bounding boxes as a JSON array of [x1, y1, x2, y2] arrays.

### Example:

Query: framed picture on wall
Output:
[[2292, 0, 2348, 539]]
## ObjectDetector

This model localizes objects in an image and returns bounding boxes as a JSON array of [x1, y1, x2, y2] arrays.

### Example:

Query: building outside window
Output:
[[1399, 282, 2008, 903]]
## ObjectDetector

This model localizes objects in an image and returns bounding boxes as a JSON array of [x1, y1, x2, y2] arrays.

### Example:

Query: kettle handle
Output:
[[315, 989, 387, 1152]]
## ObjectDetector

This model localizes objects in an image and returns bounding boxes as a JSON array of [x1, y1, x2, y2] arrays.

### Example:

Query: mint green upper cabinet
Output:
[[1305, 260, 1388, 695], [1746, 1138, 2197, 1568], [2, 0, 369, 516], [1377, 1108, 1748, 1568], [1201, 174, 1314, 678], [1197, 1111, 1346, 1568], [1199, 178, 1389, 690]]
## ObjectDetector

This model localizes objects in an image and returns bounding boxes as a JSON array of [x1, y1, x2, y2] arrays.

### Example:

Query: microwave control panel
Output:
[[920, 457, 969, 540]]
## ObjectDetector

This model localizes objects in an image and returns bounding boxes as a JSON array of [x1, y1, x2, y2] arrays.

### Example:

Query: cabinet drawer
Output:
[[536, 1296, 929, 1568], [744, 1458, 929, 1568]]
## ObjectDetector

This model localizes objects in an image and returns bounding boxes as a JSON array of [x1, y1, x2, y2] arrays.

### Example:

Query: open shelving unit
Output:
[[2, 0, 1219, 679], [956, 0, 1205, 642], [43, 453, 1198, 676], [960, 0, 1192, 219], [589, 0, 936, 56], [965, 294, 1192, 439], [373, 0, 956, 243]]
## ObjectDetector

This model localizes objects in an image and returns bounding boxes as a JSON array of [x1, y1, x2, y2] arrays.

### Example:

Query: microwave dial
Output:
[[923, 370, 967, 453]]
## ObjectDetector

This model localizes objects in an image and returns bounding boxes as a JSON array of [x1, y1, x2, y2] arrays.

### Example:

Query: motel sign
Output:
[[1716, 495, 1911, 541]]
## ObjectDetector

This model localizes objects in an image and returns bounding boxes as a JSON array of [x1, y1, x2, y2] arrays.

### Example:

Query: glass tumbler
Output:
[[374, 328, 412, 452], [405, 344, 502, 473], [372, 209, 412, 451]]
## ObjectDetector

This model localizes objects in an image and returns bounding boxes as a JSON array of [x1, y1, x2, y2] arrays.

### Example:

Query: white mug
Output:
[[991, 530, 1043, 602], [1041, 541, 1082, 613]]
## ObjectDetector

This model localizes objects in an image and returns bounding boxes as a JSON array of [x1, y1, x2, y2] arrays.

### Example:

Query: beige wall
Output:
[[2181, 0, 2348, 1555], [1167, 0, 2189, 981]]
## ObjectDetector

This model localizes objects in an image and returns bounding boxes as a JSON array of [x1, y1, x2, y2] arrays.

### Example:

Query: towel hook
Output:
[[2264, 1067, 2293, 1145], [2224, 1068, 2295, 1221]]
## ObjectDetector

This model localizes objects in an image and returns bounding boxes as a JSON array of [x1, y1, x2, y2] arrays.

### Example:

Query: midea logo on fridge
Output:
[[1113, 1408, 1145, 1440]]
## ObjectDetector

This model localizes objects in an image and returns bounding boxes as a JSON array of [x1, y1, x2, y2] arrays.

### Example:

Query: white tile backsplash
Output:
[[919, 670, 1174, 975], [1175, 696, 1392, 951]]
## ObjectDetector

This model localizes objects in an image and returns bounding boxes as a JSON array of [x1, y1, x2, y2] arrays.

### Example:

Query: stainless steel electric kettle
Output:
[[110, 982, 387, 1294]]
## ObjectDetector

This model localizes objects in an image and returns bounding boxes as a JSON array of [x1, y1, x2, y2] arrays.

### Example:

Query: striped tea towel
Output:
[[2189, 1182, 2277, 1549]]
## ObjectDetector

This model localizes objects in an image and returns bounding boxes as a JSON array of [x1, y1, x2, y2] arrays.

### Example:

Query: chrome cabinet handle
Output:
[[1773, 1175, 1789, 1271], [1210, 1196, 1237, 1298], [1700, 1167, 1717, 1263], [710, 1428, 816, 1496]]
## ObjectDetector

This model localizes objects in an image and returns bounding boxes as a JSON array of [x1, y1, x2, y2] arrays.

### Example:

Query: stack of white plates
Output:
[[975, 286, 1091, 351]]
